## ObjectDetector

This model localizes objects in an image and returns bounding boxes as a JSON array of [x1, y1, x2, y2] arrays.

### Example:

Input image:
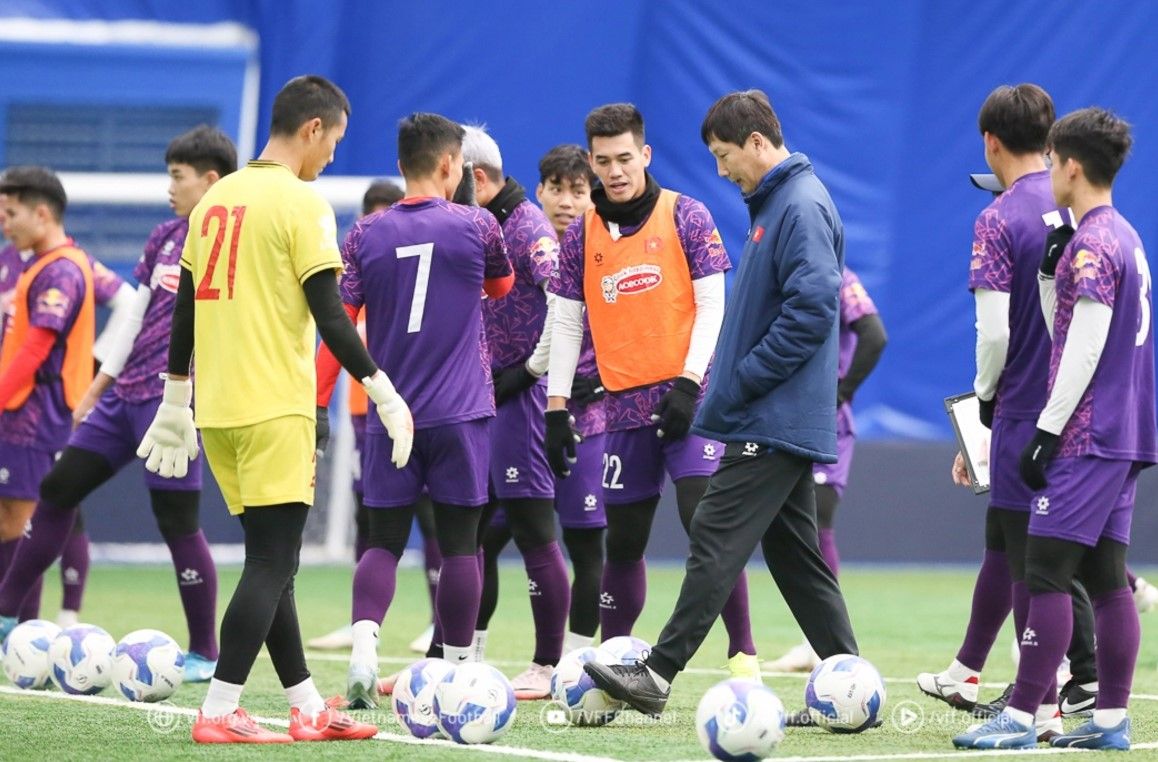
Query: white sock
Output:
[[645, 665, 670, 692], [284, 677, 326, 720], [1081, 680, 1099, 692], [946, 659, 980, 682], [1094, 708, 1127, 728], [201, 678, 244, 718], [1004, 707, 1034, 727], [472, 630, 488, 662], [1035, 703, 1059, 723], [445, 644, 472, 664], [56, 609, 78, 628], [563, 631, 593, 655], [350, 620, 379, 668]]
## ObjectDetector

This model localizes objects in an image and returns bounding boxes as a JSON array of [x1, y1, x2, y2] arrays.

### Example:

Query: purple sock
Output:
[[0, 504, 76, 616], [437, 554, 481, 649], [18, 571, 43, 622], [721, 569, 756, 657], [60, 529, 90, 613], [955, 550, 1013, 672], [818, 528, 840, 577], [1093, 587, 1139, 709], [351, 548, 398, 624], [1009, 591, 1071, 714], [600, 559, 646, 639], [523, 542, 570, 665], [424, 537, 442, 616], [167, 530, 219, 659]]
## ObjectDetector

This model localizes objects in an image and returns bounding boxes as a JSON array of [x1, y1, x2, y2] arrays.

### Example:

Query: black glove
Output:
[[651, 377, 700, 440], [315, 405, 330, 456], [1041, 224, 1075, 278], [570, 374, 606, 406], [977, 396, 995, 429], [493, 364, 540, 407], [453, 162, 477, 206], [1019, 428, 1059, 490], [837, 380, 854, 406], [546, 409, 581, 478]]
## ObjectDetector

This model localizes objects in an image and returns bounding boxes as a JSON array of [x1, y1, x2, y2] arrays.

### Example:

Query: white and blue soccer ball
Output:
[[696, 679, 786, 761], [392, 658, 456, 738], [2, 619, 61, 689], [49, 624, 116, 695], [804, 654, 885, 733], [550, 646, 624, 726], [433, 662, 517, 744], [111, 629, 184, 702], [595, 635, 651, 666]]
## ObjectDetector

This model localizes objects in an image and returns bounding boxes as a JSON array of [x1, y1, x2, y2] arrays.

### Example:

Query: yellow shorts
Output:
[[200, 415, 316, 515]]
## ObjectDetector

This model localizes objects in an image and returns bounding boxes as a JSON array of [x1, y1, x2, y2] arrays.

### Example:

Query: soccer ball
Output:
[[549, 646, 624, 726], [49, 624, 116, 695], [433, 662, 517, 744], [805, 654, 886, 733], [111, 629, 185, 702], [392, 658, 456, 738], [2, 619, 61, 689], [697, 679, 786, 761], [595, 635, 651, 666]]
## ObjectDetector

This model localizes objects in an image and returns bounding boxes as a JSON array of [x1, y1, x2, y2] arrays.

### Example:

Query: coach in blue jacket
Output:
[[586, 90, 861, 716]]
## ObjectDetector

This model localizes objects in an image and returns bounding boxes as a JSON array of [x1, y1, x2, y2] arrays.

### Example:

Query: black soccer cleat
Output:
[[582, 660, 670, 717], [1059, 679, 1096, 718], [972, 683, 1013, 719]]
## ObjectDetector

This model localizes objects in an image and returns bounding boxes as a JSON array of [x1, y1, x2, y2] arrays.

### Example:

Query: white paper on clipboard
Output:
[[944, 392, 991, 494]]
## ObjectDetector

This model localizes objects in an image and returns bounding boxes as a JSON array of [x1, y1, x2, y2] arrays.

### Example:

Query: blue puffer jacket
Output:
[[692, 153, 844, 462]]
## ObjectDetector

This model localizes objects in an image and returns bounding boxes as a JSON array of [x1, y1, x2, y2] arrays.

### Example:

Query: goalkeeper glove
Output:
[[137, 375, 199, 479], [315, 405, 331, 456], [363, 370, 413, 468]]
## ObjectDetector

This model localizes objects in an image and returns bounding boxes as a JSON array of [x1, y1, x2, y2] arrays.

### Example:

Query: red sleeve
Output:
[[483, 272, 515, 299], [316, 303, 360, 406], [0, 326, 57, 409]]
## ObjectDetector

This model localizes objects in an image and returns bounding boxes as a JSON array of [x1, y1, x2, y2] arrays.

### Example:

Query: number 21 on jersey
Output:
[[195, 205, 246, 300]]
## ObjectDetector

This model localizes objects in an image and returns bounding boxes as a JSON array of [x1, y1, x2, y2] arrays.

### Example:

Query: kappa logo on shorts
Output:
[[583, 494, 598, 511], [702, 443, 717, 460], [600, 264, 663, 303], [1035, 496, 1050, 515], [505, 466, 520, 484]]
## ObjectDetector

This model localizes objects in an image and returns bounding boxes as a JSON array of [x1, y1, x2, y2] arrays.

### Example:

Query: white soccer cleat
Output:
[[510, 663, 553, 700], [307, 624, 354, 651], [1134, 577, 1158, 614], [916, 668, 980, 711], [762, 642, 819, 673], [408, 623, 434, 654]]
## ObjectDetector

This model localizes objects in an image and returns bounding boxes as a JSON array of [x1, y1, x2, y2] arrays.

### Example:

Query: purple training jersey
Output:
[[116, 218, 187, 402], [968, 170, 1061, 420], [550, 193, 730, 432], [339, 197, 512, 431], [90, 256, 124, 305], [1, 245, 123, 341], [483, 199, 557, 369], [1048, 206, 1157, 462], [837, 268, 878, 379]]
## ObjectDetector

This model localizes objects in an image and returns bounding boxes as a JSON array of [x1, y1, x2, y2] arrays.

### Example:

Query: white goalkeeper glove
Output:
[[136, 375, 199, 478], [363, 370, 413, 468]]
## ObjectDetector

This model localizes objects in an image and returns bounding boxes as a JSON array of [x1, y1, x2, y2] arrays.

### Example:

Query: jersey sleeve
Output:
[[134, 221, 169, 286], [1070, 235, 1120, 309], [90, 258, 125, 305], [28, 259, 86, 332], [969, 205, 1014, 293], [290, 189, 343, 284], [675, 195, 731, 279], [523, 212, 560, 286], [338, 220, 366, 310], [549, 218, 586, 300], [839, 269, 878, 326], [479, 211, 512, 280]]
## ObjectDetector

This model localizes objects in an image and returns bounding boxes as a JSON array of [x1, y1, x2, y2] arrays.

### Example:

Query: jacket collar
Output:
[[743, 152, 812, 214]]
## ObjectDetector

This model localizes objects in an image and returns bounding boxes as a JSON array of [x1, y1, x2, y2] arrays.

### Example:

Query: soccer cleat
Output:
[[409, 623, 434, 654], [289, 705, 378, 741], [1133, 577, 1158, 614], [1058, 679, 1097, 718], [1050, 717, 1131, 750], [345, 664, 379, 710], [0, 615, 16, 646], [916, 668, 980, 711], [952, 710, 1037, 749], [583, 660, 670, 717], [762, 642, 819, 673], [192, 709, 294, 744], [510, 663, 553, 700], [376, 670, 399, 696], [307, 624, 354, 651], [1036, 711, 1063, 744], [727, 652, 761, 682], [973, 683, 1013, 718], [183, 652, 217, 683]]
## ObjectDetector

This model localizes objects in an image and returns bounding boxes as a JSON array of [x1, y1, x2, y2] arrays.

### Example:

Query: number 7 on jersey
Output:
[[397, 243, 433, 333]]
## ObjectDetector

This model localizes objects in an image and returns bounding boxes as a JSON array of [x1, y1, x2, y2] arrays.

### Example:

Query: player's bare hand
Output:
[[951, 450, 971, 487], [72, 389, 100, 428]]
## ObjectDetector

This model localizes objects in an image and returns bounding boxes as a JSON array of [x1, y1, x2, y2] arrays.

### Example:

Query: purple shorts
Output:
[[0, 444, 55, 500], [490, 381, 553, 500], [989, 417, 1038, 511], [555, 432, 607, 529], [813, 407, 854, 497], [363, 418, 491, 508], [1028, 456, 1140, 547], [602, 426, 721, 504], [351, 414, 367, 496], [69, 392, 202, 491]]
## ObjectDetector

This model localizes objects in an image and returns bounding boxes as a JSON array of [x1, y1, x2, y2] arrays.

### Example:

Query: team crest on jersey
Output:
[[600, 264, 663, 303], [644, 236, 663, 254], [151, 263, 182, 293]]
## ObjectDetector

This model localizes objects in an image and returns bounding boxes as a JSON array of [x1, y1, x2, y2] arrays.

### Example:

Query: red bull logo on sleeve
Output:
[[35, 288, 70, 317]]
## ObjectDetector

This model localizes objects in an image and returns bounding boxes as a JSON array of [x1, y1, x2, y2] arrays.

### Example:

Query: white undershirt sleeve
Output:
[[685, 272, 725, 381], [1037, 297, 1113, 435], [93, 282, 139, 363], [546, 296, 585, 398], [525, 282, 554, 377], [1038, 273, 1058, 341], [973, 288, 1010, 401], [94, 283, 151, 379]]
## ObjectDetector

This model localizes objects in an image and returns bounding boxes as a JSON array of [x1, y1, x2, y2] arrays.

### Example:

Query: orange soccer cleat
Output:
[[192, 708, 294, 744], [289, 704, 379, 741]]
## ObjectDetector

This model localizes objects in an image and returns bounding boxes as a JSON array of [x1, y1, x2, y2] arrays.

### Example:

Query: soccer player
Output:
[[313, 113, 512, 709], [765, 266, 886, 672], [459, 125, 571, 699], [0, 128, 235, 683], [543, 104, 758, 679], [955, 108, 1155, 751], [585, 90, 859, 716], [137, 76, 394, 743]]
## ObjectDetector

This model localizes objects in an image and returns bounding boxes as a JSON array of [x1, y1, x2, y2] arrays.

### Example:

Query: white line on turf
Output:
[[668, 742, 1158, 762]]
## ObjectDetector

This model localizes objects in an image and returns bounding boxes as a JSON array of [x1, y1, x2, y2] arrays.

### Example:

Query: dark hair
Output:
[[585, 103, 645, 148], [362, 179, 404, 215], [700, 89, 783, 148], [977, 84, 1054, 155], [538, 144, 595, 186], [397, 113, 465, 177], [1048, 107, 1132, 188], [0, 165, 67, 220], [269, 75, 350, 137], [165, 125, 238, 178]]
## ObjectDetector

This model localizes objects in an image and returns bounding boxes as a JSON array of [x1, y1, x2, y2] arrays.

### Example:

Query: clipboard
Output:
[[944, 392, 991, 494]]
